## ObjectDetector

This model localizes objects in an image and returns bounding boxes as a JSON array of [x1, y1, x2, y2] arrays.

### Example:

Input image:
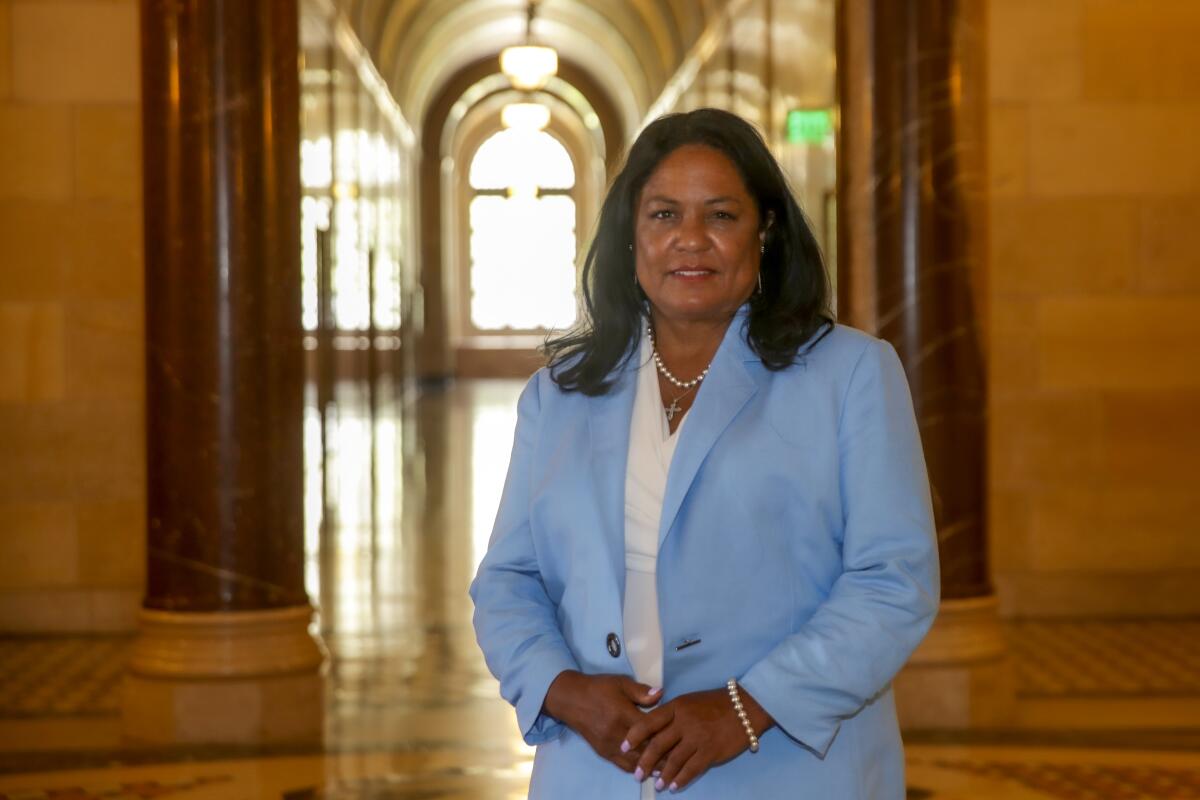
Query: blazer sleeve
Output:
[[469, 371, 580, 745], [738, 337, 941, 757]]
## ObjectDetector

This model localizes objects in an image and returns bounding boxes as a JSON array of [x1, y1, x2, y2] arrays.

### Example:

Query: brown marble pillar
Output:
[[837, 0, 1013, 727], [125, 0, 323, 745]]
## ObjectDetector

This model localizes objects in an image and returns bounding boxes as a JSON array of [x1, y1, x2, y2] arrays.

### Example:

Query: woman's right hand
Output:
[[542, 670, 662, 772]]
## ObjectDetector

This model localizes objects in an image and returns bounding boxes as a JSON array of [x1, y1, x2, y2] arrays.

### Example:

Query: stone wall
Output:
[[987, 0, 1200, 617], [0, 0, 144, 631]]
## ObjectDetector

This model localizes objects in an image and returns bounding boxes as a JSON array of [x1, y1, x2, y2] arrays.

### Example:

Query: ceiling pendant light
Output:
[[501, 102, 551, 131], [500, 0, 558, 91]]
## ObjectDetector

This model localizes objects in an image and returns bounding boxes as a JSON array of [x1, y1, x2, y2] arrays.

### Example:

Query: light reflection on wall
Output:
[[332, 198, 365, 330], [301, 137, 333, 189], [300, 196, 330, 332], [300, 120, 411, 332]]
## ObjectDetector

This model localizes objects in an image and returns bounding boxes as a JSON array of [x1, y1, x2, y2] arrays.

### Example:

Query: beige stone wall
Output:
[[987, 0, 1200, 617], [0, 0, 143, 631]]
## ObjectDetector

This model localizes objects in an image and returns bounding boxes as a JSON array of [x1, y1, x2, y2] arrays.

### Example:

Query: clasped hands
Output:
[[543, 670, 773, 793]]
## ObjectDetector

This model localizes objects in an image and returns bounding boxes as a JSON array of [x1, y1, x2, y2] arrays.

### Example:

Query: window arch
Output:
[[465, 127, 579, 332]]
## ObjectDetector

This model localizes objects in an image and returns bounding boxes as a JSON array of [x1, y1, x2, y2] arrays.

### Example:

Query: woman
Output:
[[470, 108, 939, 799]]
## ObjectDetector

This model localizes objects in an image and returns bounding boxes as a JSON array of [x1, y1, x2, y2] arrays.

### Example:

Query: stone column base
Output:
[[122, 605, 326, 745], [893, 594, 1016, 729]]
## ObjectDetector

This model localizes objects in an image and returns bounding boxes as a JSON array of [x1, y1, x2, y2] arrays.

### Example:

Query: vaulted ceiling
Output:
[[338, 0, 729, 137]]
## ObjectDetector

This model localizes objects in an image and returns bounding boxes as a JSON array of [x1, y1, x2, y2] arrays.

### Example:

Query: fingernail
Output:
[[620, 740, 631, 753], [669, 783, 679, 793], [649, 686, 662, 695], [654, 778, 665, 791], [634, 767, 644, 781], [652, 770, 661, 777]]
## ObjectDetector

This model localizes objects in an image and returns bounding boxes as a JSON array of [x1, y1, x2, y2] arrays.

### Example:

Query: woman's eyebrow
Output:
[[643, 195, 744, 205]]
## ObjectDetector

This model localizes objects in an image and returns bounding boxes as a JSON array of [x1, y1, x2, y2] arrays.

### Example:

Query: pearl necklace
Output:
[[647, 324, 711, 390]]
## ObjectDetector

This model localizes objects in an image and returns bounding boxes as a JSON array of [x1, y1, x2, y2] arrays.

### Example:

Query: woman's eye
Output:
[[712, 211, 735, 220], [651, 209, 674, 219]]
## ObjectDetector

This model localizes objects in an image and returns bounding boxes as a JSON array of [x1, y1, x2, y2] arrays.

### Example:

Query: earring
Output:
[[628, 243, 633, 252], [760, 243, 765, 254], [757, 272, 763, 293]]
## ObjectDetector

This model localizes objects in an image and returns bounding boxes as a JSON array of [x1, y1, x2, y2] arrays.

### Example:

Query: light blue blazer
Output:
[[470, 311, 940, 799]]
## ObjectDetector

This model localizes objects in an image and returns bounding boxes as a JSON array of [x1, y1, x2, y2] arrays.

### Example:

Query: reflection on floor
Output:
[[0, 380, 1197, 798], [3, 747, 1199, 800]]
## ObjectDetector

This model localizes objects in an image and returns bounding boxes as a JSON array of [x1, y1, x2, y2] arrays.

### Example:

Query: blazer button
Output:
[[606, 632, 621, 658]]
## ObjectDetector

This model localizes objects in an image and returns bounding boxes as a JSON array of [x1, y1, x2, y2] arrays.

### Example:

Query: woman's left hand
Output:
[[621, 685, 774, 792]]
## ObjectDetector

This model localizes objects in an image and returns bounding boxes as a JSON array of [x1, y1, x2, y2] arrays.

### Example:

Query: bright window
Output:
[[467, 129, 578, 331]]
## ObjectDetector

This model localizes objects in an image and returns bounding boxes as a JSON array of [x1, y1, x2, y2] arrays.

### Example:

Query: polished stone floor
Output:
[[0, 380, 1197, 798]]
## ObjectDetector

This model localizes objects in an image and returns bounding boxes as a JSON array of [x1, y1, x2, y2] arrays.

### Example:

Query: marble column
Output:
[[124, 0, 324, 745], [836, 0, 1014, 727]]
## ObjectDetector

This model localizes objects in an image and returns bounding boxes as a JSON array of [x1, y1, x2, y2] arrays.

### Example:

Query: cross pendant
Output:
[[665, 398, 680, 422]]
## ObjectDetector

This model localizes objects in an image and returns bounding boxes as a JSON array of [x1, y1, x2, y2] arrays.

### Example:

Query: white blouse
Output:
[[623, 332, 687, 797]]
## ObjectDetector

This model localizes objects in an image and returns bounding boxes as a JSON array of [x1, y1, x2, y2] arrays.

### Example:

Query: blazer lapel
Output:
[[658, 313, 758, 547], [587, 357, 639, 599]]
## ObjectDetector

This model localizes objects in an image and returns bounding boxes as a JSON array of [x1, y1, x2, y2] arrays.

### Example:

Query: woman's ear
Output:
[[760, 210, 776, 242]]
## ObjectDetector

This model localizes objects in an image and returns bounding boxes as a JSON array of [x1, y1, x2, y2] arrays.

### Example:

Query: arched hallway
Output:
[[1, 0, 1199, 796]]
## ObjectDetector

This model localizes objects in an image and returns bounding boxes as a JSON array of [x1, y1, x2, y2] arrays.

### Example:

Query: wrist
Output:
[[738, 686, 774, 735], [542, 669, 582, 723], [727, 680, 774, 751], [726, 679, 759, 752]]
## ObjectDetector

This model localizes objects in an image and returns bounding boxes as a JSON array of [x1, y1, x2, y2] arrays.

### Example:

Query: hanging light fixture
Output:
[[500, 0, 558, 91], [501, 102, 551, 131]]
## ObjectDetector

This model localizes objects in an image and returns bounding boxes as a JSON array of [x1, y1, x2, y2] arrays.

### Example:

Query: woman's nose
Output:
[[675, 214, 709, 251]]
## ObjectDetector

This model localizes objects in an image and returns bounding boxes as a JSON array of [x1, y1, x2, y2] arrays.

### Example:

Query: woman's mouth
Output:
[[669, 268, 716, 278]]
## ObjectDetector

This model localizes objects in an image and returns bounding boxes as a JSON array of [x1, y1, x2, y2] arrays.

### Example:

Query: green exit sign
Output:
[[786, 108, 832, 144]]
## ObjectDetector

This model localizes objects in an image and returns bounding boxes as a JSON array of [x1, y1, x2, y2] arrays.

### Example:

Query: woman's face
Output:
[[634, 144, 764, 326]]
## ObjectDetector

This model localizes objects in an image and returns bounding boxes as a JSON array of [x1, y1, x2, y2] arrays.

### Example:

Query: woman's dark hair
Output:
[[545, 107, 833, 395]]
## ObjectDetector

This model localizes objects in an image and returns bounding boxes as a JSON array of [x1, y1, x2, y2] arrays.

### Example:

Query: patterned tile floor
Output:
[[905, 747, 1200, 800], [0, 381, 1196, 797], [4, 619, 1200, 721], [0, 746, 1198, 800], [0, 638, 125, 719], [1010, 621, 1200, 697]]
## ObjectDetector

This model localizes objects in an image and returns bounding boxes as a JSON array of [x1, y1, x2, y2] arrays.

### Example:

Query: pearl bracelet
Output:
[[726, 679, 760, 753]]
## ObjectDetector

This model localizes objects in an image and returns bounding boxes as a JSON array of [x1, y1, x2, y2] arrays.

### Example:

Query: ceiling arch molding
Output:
[[334, 0, 722, 142], [367, 0, 425, 59], [377, 0, 650, 125], [422, 55, 622, 170], [449, 88, 602, 198], [391, 8, 649, 137], [592, 0, 681, 77], [439, 74, 607, 168], [351, 0, 391, 45], [371, 0, 679, 86]]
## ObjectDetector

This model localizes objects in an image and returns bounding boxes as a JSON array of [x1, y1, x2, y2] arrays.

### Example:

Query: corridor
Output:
[[2, 0, 1199, 796]]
